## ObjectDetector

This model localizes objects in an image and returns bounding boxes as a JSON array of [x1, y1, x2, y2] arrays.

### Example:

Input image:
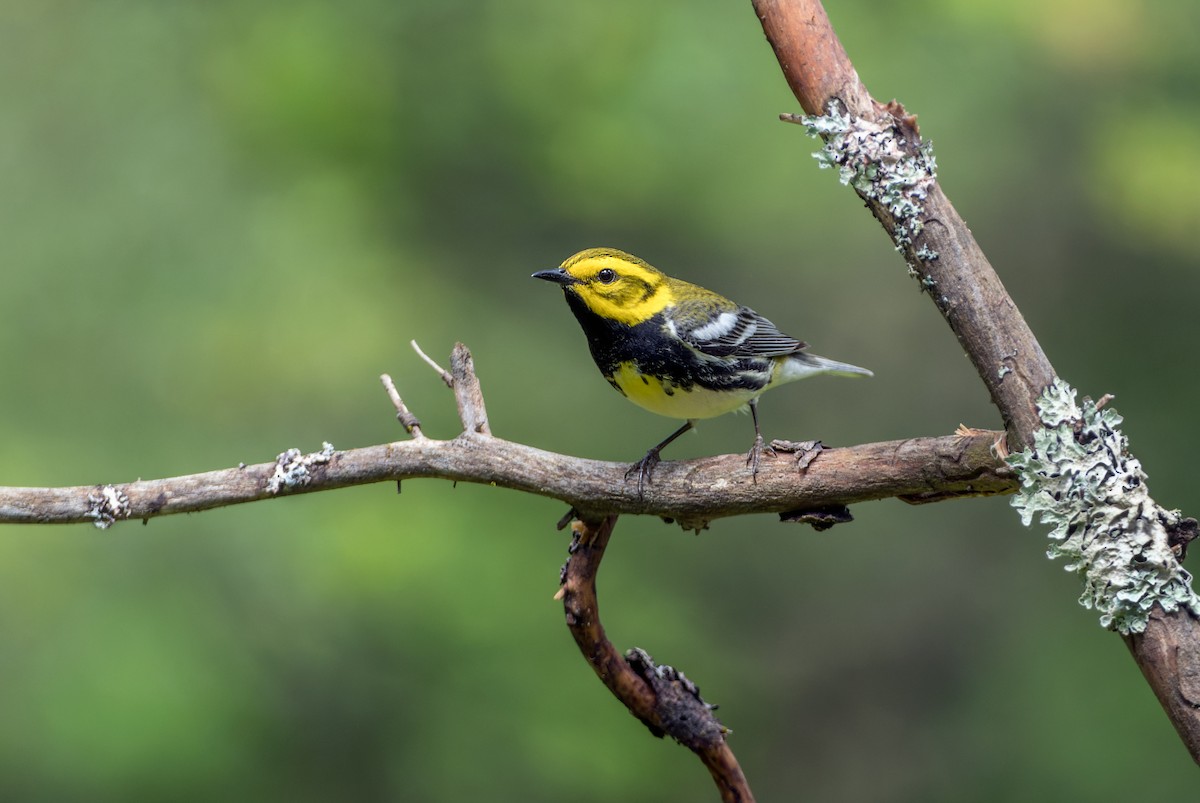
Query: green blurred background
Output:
[[1, 0, 1198, 800]]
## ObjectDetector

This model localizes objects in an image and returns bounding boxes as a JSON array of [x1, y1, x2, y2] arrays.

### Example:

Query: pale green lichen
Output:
[[1009, 380, 1200, 634], [802, 103, 937, 250]]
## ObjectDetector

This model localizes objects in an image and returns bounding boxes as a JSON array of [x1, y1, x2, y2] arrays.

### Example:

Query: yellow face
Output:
[[553, 248, 675, 326]]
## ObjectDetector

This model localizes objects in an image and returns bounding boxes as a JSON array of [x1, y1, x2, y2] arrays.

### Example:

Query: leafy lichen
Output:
[[802, 103, 937, 250], [1009, 380, 1200, 633], [267, 441, 337, 495]]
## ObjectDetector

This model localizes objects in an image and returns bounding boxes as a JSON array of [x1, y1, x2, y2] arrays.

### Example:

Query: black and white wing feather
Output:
[[671, 299, 807, 358]]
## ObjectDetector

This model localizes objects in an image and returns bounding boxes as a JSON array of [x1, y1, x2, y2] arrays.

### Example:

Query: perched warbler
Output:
[[533, 247, 872, 489]]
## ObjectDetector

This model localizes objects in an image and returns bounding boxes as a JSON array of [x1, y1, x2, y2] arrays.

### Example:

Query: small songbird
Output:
[[533, 247, 872, 490]]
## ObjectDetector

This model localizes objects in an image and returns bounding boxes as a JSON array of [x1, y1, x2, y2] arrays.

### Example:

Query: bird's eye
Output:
[[596, 268, 617, 284]]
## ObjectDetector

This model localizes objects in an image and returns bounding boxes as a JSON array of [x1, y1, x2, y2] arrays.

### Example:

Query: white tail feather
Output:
[[776, 352, 873, 383]]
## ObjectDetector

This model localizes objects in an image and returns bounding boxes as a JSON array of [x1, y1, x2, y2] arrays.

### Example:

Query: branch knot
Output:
[[625, 647, 726, 746]]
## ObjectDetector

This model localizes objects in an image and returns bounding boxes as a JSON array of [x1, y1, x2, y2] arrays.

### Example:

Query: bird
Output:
[[532, 247, 872, 492]]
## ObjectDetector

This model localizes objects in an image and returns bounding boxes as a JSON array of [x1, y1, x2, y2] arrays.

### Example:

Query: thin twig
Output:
[[411, 340, 454, 388], [560, 516, 754, 802], [380, 373, 426, 439]]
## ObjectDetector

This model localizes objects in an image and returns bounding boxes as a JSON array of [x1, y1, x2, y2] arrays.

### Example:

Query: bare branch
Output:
[[0, 341, 1011, 529], [1125, 609, 1200, 754], [409, 340, 491, 435], [449, 343, 491, 436], [380, 373, 426, 439], [0, 428, 1012, 528], [411, 339, 453, 387], [560, 516, 754, 802]]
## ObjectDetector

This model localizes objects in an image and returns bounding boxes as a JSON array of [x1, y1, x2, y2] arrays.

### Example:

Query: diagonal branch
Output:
[[753, 0, 1200, 764], [754, 0, 1054, 448]]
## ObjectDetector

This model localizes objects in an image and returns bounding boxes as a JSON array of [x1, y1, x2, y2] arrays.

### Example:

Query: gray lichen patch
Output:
[[1009, 381, 1200, 634], [87, 485, 130, 530], [266, 441, 337, 495], [801, 103, 938, 251]]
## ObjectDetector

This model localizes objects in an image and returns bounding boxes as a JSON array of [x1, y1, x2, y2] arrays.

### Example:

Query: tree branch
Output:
[[559, 515, 754, 802], [755, 0, 1055, 449], [9, 1, 1186, 792], [381, 373, 426, 439], [753, 0, 1200, 765], [0, 340, 1010, 799], [0, 345, 1012, 529]]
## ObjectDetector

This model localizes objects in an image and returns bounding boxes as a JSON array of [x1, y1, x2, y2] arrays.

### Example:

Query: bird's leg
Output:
[[627, 420, 695, 496], [745, 398, 775, 482]]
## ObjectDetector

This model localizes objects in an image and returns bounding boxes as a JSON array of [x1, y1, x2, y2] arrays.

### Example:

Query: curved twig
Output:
[[559, 515, 754, 802]]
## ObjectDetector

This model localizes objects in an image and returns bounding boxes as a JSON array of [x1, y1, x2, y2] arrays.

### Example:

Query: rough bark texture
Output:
[[1125, 611, 1200, 755]]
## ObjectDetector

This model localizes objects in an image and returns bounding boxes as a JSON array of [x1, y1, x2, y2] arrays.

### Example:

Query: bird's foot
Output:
[[769, 439, 824, 473], [745, 434, 776, 483], [626, 448, 662, 497]]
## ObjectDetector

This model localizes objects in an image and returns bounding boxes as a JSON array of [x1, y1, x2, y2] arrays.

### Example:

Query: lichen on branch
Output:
[[1009, 381, 1200, 634], [797, 102, 938, 250]]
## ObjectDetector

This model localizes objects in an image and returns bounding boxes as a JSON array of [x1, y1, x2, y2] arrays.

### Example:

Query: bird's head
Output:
[[532, 248, 673, 326]]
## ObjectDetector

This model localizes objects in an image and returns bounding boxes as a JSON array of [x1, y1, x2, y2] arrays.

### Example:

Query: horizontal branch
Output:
[[0, 431, 1012, 530]]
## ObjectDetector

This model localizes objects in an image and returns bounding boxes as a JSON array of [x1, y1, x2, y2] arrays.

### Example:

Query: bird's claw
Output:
[[770, 439, 824, 473], [745, 434, 776, 482], [626, 448, 662, 497]]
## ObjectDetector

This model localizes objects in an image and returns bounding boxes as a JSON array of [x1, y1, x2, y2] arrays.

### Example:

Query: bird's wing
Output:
[[672, 298, 807, 358]]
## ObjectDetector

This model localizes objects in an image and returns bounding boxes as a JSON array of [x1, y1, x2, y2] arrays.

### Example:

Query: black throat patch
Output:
[[561, 292, 768, 393]]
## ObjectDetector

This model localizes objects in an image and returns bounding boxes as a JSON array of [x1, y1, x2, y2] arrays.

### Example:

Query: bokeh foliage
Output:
[[1, 0, 1198, 800]]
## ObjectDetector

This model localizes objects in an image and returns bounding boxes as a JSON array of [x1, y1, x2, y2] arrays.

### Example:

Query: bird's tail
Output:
[[779, 352, 874, 382]]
